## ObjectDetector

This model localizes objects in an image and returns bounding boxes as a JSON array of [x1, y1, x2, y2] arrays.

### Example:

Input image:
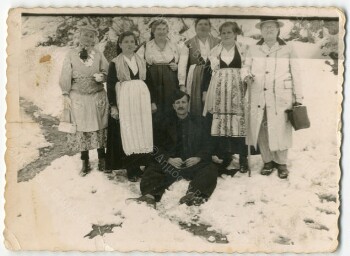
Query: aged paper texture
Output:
[[5, 6, 344, 253]]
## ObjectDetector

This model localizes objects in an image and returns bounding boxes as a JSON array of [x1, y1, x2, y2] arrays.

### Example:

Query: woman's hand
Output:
[[202, 91, 207, 103], [63, 95, 72, 110], [111, 106, 119, 120], [93, 73, 105, 83], [179, 85, 187, 92], [169, 62, 178, 71], [151, 103, 157, 113]]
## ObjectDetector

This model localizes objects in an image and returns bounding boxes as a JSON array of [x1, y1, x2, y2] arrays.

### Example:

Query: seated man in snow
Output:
[[134, 90, 218, 207]]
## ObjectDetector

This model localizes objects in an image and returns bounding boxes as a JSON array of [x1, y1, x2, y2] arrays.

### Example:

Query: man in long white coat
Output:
[[242, 19, 304, 179]]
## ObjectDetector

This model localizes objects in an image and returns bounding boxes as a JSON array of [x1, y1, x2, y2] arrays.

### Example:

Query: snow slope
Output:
[[6, 57, 340, 252], [6, 17, 340, 252]]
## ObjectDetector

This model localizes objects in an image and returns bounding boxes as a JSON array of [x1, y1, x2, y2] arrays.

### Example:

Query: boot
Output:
[[239, 155, 249, 173], [98, 158, 105, 172], [217, 156, 238, 177], [276, 164, 289, 179], [127, 166, 143, 182], [179, 192, 208, 206], [80, 159, 91, 177], [260, 161, 275, 176]]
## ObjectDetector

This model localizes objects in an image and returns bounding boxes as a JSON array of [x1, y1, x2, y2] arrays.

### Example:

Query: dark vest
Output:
[[185, 36, 220, 67], [219, 45, 242, 68]]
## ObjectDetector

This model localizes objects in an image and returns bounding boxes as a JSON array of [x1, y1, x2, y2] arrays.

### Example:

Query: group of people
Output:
[[59, 17, 303, 206]]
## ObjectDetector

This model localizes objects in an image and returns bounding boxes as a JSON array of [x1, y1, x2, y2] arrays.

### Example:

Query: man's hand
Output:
[[168, 158, 184, 169], [244, 75, 254, 85], [184, 157, 201, 168]]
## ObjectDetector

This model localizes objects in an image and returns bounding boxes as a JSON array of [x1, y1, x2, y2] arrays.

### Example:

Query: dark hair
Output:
[[171, 89, 190, 103], [149, 19, 169, 40], [116, 31, 138, 55], [194, 18, 211, 28], [219, 21, 242, 36]]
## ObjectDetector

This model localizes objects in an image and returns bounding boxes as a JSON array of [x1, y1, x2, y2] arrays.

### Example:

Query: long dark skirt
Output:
[[105, 115, 151, 171], [188, 64, 208, 117], [204, 113, 260, 159], [147, 64, 178, 119]]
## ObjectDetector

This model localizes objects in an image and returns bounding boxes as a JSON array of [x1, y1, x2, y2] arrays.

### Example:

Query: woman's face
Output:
[[154, 23, 168, 40], [119, 35, 136, 54], [220, 26, 236, 45], [79, 30, 96, 47], [261, 21, 279, 41], [195, 20, 211, 36]]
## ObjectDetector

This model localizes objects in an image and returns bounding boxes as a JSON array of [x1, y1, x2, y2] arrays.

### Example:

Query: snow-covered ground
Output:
[[6, 110, 51, 171], [4, 17, 341, 252]]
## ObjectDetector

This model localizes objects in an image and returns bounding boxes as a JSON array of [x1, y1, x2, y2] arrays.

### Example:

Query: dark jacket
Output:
[[153, 113, 211, 163]]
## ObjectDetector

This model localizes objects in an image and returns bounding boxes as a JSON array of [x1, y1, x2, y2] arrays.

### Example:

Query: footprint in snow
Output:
[[304, 218, 329, 231]]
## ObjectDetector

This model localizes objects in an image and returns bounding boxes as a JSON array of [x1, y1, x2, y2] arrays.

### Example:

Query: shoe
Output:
[[219, 167, 239, 177], [128, 194, 156, 208], [260, 161, 275, 176], [98, 158, 106, 172], [127, 167, 143, 182], [276, 164, 289, 179], [226, 168, 239, 177], [128, 176, 139, 182], [239, 156, 249, 173], [179, 192, 208, 206], [80, 159, 91, 177]]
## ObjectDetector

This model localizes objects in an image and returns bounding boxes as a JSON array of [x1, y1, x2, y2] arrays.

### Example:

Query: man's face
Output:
[[173, 95, 189, 116], [260, 21, 279, 41]]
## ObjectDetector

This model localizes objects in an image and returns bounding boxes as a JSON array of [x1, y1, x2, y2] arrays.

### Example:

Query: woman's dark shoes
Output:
[[218, 166, 239, 177], [276, 164, 289, 179], [179, 192, 208, 206], [98, 158, 106, 172], [80, 159, 91, 177], [128, 176, 139, 182], [260, 161, 275, 176], [239, 156, 249, 173], [127, 167, 143, 182]]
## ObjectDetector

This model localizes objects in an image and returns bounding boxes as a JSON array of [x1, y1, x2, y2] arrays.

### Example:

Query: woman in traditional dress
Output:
[[178, 18, 220, 117], [105, 31, 155, 182], [203, 21, 249, 175], [59, 25, 109, 177], [143, 19, 181, 119]]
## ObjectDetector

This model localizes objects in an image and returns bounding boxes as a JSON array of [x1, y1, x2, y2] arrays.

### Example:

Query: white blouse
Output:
[[220, 45, 236, 66], [145, 39, 179, 64], [198, 39, 211, 61]]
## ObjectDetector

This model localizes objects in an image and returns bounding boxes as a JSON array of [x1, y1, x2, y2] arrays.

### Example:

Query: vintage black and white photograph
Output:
[[5, 6, 344, 253]]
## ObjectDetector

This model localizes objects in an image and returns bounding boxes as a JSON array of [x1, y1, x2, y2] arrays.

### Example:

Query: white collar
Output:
[[123, 54, 138, 75], [220, 45, 236, 65]]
